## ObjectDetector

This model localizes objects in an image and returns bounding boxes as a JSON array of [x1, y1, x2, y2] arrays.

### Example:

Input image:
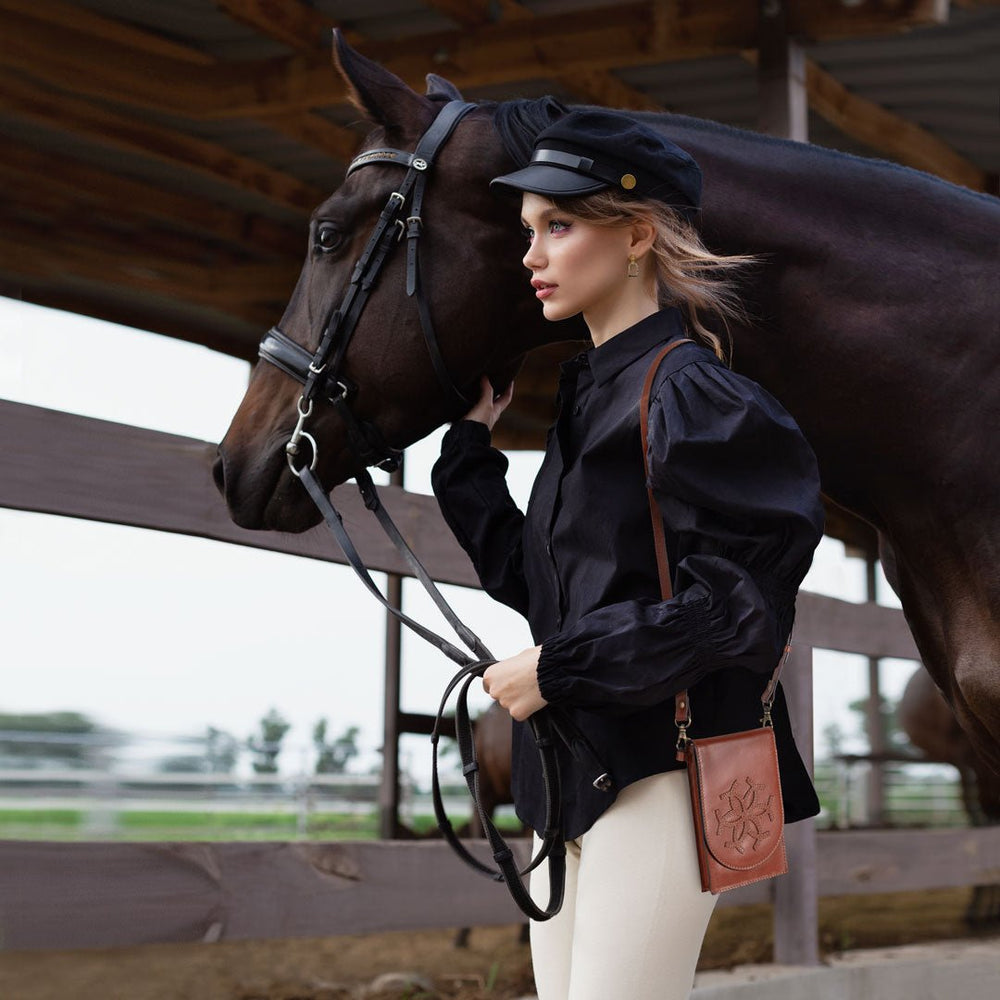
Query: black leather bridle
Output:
[[258, 100, 478, 475], [254, 100, 600, 921]]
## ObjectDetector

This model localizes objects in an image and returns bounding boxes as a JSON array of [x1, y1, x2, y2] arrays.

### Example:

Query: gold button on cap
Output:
[[620, 173, 637, 190]]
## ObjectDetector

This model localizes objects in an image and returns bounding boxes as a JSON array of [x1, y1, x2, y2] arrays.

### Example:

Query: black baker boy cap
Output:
[[491, 109, 702, 217]]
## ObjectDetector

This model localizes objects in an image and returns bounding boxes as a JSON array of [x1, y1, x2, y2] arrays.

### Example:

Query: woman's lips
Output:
[[532, 280, 556, 300]]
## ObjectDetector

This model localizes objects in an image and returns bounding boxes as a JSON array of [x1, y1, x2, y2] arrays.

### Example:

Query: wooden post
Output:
[[757, 0, 808, 143], [758, 1, 815, 965], [773, 643, 820, 966], [379, 458, 405, 839], [865, 551, 886, 826]]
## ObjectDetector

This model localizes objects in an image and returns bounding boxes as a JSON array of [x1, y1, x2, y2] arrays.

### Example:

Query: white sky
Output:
[[0, 297, 919, 779]]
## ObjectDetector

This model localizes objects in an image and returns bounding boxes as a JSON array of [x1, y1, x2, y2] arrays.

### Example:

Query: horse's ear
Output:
[[425, 73, 464, 102], [333, 29, 431, 134]]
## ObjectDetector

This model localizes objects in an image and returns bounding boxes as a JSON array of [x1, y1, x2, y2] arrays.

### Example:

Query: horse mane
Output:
[[489, 97, 569, 167]]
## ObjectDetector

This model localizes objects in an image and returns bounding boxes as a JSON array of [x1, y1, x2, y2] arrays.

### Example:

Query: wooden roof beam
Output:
[[0, 0, 214, 65], [216, 0, 333, 53], [222, 0, 949, 117], [0, 137, 302, 258], [215, 0, 368, 52], [0, 218, 295, 318], [740, 49, 989, 191], [0, 2, 950, 121], [214, 1, 366, 162], [0, 70, 323, 214], [424, 0, 530, 26], [803, 57, 989, 191], [425, 0, 665, 110], [0, 3, 360, 163], [0, 185, 299, 298]]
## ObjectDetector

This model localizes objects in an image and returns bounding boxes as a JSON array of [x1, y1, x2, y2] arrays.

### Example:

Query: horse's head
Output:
[[214, 35, 556, 531]]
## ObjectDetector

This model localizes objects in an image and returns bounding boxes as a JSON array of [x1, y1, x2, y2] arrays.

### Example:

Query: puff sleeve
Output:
[[535, 360, 824, 711], [430, 420, 531, 616]]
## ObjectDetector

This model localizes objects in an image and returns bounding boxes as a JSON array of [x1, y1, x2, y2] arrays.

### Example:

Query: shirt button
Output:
[[573, 404, 581, 416], [546, 542, 553, 556]]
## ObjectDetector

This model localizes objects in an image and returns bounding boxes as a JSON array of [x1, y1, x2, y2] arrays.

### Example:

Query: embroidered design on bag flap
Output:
[[714, 776, 775, 853]]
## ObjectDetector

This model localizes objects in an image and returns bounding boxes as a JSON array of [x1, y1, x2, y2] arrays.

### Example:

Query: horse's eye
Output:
[[315, 223, 342, 254]]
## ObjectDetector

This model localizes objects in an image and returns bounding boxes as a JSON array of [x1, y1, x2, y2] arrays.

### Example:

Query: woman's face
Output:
[[520, 192, 635, 326]]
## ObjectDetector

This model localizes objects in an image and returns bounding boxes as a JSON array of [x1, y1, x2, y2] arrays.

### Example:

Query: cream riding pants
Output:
[[529, 769, 718, 1000]]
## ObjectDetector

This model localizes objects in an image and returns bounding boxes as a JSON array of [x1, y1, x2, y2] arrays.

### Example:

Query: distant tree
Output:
[[313, 720, 359, 774], [848, 693, 911, 751], [821, 721, 845, 761], [248, 709, 290, 774], [156, 727, 240, 774], [0, 711, 116, 768], [206, 727, 239, 773]]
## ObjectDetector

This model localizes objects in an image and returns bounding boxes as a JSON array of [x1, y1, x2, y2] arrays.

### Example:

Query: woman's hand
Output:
[[463, 375, 514, 432], [482, 645, 547, 722]]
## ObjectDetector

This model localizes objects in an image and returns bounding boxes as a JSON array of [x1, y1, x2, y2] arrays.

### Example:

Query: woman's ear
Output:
[[629, 220, 657, 257]]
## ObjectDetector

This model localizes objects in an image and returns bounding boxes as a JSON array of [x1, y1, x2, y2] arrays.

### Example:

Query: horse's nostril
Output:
[[212, 452, 226, 495]]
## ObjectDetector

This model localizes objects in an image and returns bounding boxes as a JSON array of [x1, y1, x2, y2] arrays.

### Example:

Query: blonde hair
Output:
[[547, 190, 756, 363]]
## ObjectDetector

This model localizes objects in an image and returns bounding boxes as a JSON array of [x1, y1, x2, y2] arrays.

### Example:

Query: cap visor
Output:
[[490, 164, 608, 199]]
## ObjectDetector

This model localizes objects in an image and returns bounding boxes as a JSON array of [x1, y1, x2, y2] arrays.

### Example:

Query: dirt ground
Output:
[[0, 888, 992, 1000]]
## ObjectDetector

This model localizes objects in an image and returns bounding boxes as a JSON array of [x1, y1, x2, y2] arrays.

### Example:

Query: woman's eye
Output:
[[522, 227, 535, 244], [550, 219, 571, 234], [314, 223, 342, 253]]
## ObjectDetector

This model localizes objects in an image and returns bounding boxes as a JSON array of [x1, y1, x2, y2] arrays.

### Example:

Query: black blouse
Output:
[[431, 308, 825, 840]]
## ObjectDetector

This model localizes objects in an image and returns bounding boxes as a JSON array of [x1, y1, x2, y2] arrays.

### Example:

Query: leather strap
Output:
[[639, 339, 694, 732], [298, 462, 570, 920], [638, 340, 787, 750]]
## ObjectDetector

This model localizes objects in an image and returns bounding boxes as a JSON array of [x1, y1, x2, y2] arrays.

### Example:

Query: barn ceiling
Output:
[[1, 0, 997, 549]]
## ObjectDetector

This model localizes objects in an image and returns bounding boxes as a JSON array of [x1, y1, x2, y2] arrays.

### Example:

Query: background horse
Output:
[[215, 35, 1000, 776], [899, 667, 1000, 924]]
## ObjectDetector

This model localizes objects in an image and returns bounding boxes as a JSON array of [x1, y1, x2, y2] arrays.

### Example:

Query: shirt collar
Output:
[[586, 308, 687, 387]]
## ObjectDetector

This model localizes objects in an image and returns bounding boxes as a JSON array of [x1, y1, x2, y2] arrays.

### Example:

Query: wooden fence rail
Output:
[[2, 826, 998, 952]]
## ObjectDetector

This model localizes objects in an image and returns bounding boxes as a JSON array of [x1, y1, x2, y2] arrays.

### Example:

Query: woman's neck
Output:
[[585, 290, 659, 348]]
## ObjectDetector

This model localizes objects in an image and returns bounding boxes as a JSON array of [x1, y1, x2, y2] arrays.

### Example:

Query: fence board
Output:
[[0, 399, 478, 586], [4, 828, 997, 951], [0, 839, 529, 950], [815, 827, 1000, 896], [795, 592, 919, 660]]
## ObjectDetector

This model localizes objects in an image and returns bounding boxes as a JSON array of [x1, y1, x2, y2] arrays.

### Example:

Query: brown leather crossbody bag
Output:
[[640, 340, 789, 894]]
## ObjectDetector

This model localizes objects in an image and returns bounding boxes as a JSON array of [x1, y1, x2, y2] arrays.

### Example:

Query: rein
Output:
[[256, 100, 572, 921]]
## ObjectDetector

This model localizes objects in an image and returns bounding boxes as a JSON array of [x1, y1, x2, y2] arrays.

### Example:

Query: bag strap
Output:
[[638, 340, 788, 762]]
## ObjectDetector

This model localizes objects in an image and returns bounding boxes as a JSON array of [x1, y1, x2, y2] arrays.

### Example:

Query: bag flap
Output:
[[690, 728, 785, 872]]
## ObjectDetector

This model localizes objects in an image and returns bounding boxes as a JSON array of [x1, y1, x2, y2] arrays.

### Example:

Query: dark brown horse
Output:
[[215, 35, 1000, 776]]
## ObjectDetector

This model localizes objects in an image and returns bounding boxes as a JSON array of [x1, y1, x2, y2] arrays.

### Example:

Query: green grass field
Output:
[[0, 807, 520, 841]]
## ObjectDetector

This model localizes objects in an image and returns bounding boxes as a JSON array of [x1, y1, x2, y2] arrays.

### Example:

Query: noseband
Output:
[[258, 99, 478, 475]]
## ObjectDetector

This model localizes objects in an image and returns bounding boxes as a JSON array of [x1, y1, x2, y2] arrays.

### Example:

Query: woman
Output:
[[431, 110, 824, 1000]]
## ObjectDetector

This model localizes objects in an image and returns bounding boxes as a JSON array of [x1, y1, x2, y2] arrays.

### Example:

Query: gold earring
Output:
[[627, 254, 640, 278]]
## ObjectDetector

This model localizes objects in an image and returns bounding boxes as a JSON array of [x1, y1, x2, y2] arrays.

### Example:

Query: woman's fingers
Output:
[[482, 647, 546, 721], [461, 375, 515, 430]]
